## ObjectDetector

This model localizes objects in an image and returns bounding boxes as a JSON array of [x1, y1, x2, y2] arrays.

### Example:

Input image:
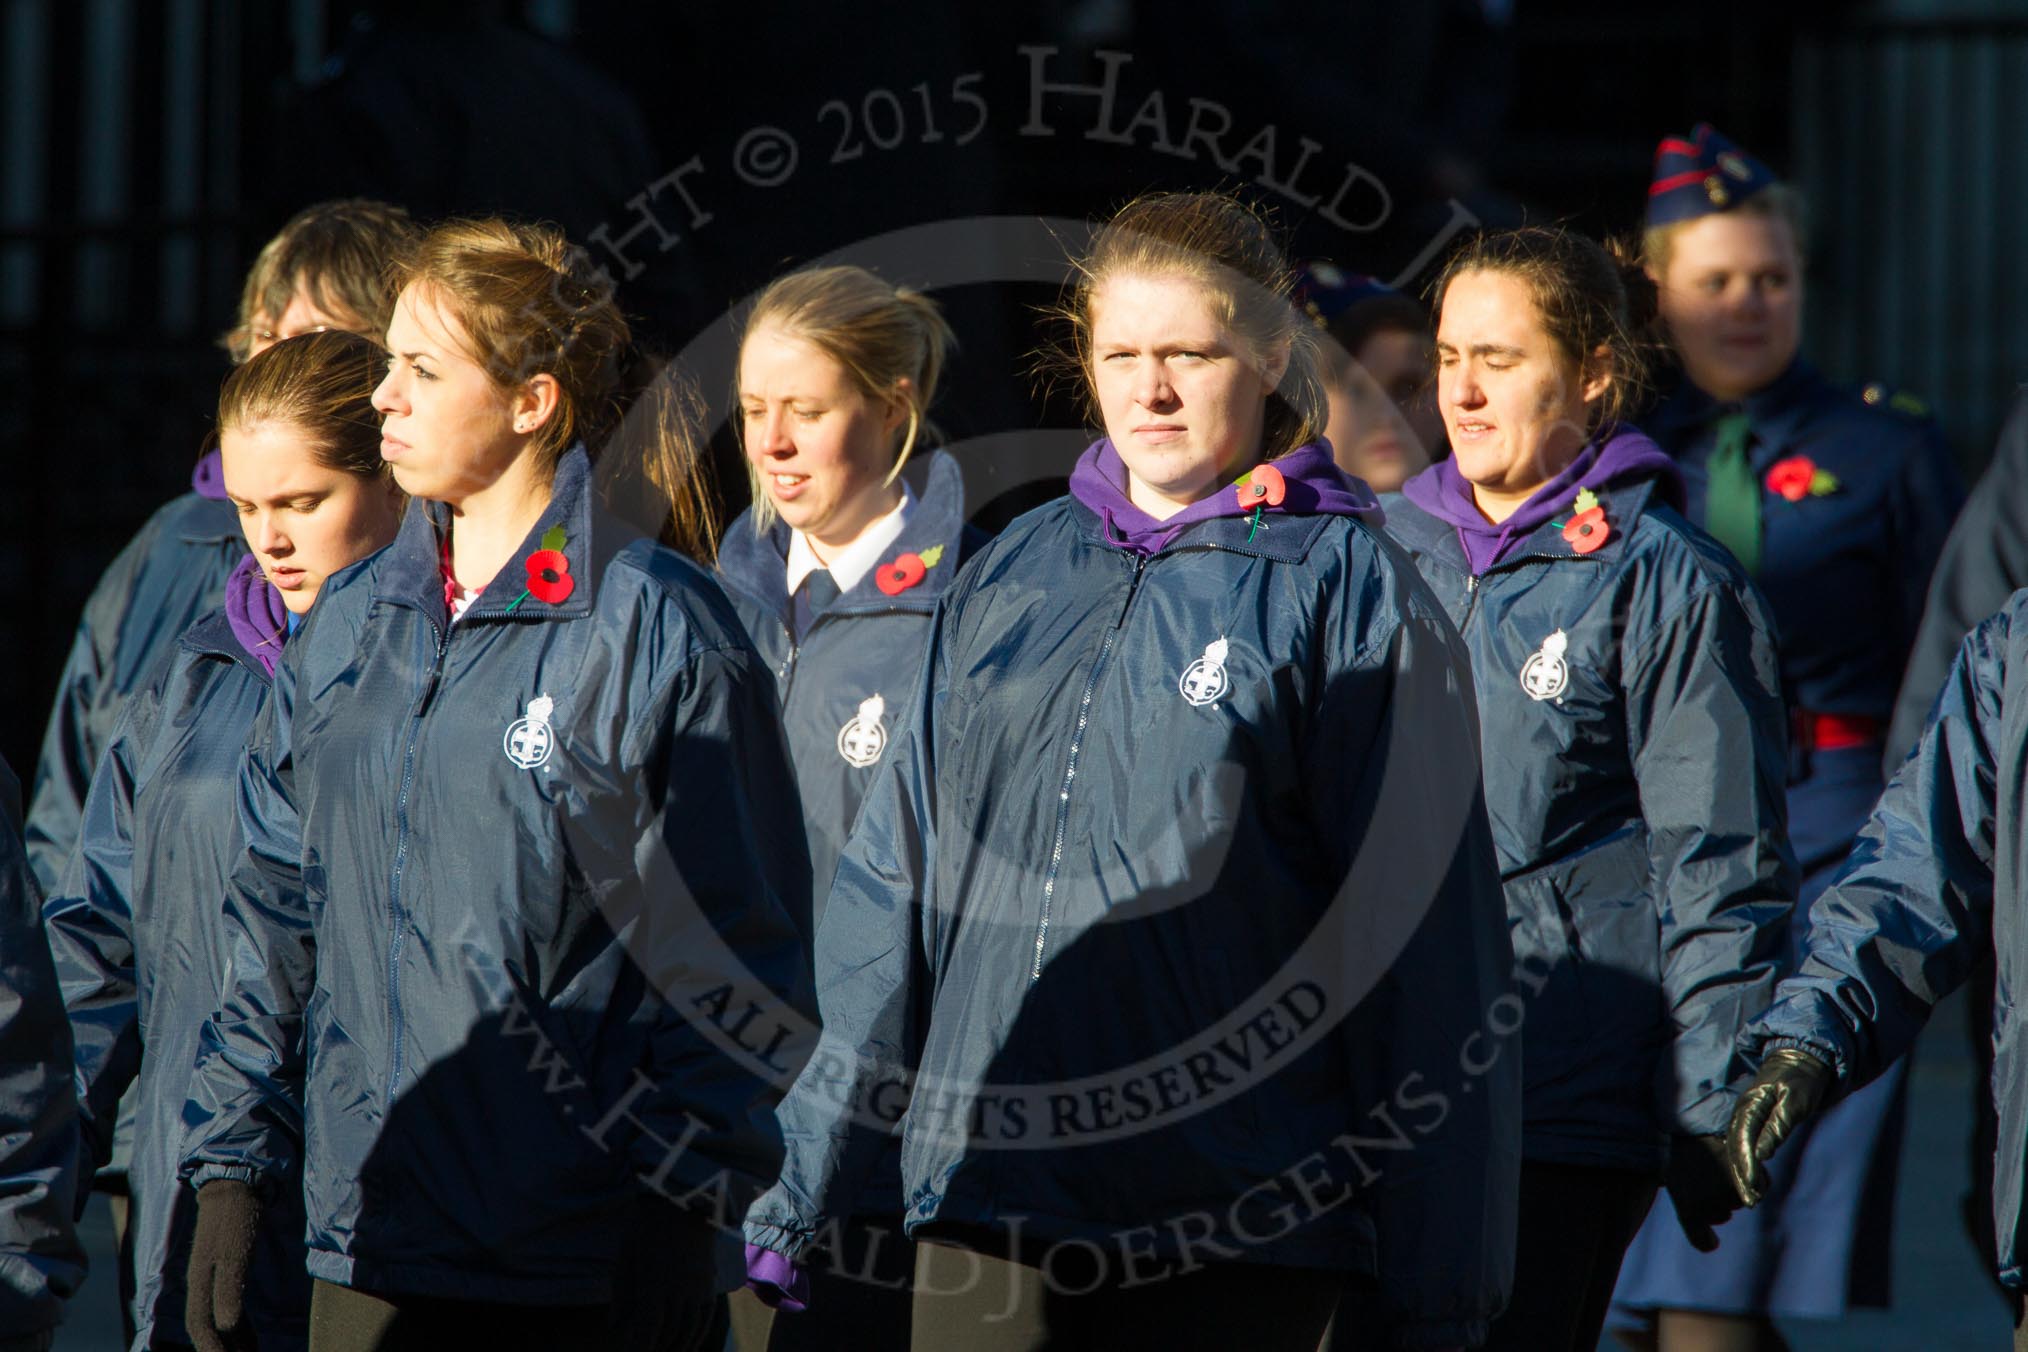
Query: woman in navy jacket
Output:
[[0, 756, 86, 1352], [46, 331, 406, 1350], [1725, 589, 2028, 1352], [745, 192, 1519, 1349], [177, 220, 815, 1352], [1381, 226, 1795, 1352], [716, 265, 982, 1352]]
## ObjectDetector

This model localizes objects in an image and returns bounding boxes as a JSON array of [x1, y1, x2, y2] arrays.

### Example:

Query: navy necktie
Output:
[[791, 568, 837, 639]]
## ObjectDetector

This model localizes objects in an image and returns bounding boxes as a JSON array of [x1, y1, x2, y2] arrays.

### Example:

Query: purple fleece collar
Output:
[[223, 553, 290, 677], [1067, 438, 1381, 556], [192, 449, 228, 500], [1398, 425, 1683, 574]]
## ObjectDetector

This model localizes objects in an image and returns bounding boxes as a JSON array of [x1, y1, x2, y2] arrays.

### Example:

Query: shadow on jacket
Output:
[[0, 758, 88, 1350], [748, 491, 1521, 1348]]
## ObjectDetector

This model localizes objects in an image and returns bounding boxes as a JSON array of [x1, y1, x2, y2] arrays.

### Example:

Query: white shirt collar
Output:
[[785, 480, 915, 596]]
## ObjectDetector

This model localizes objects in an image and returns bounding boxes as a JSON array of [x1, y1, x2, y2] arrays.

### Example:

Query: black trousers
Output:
[[907, 1237, 1340, 1351], [1481, 1161, 1658, 1352]]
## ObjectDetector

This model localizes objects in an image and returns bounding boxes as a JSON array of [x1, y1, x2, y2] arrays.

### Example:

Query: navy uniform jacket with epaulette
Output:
[[28, 490, 244, 893], [179, 448, 816, 1304], [45, 610, 309, 1349], [747, 494, 1520, 1350], [717, 451, 986, 913], [1647, 359, 1963, 721], [1888, 385, 2028, 769], [0, 758, 86, 1352], [1741, 589, 2028, 1287], [1383, 477, 1796, 1170]]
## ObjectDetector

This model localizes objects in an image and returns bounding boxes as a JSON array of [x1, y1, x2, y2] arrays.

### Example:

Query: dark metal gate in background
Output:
[[1796, 0, 2028, 464], [3, 0, 2022, 781]]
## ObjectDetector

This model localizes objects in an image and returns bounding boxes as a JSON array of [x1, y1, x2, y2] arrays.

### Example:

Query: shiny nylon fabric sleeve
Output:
[[179, 657, 310, 1194], [1888, 392, 2028, 770], [0, 766, 87, 1341], [617, 642, 816, 1217], [41, 693, 156, 1178], [23, 514, 164, 895], [1743, 610, 2008, 1084], [1624, 580, 1796, 1137], [1887, 419, 1969, 703], [743, 603, 945, 1263], [1312, 562, 1519, 1349]]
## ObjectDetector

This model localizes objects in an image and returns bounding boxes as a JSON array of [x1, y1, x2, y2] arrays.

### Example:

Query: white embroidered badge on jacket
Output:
[[1520, 630, 1571, 702], [504, 693, 557, 769], [837, 693, 888, 768], [1179, 637, 1232, 707]]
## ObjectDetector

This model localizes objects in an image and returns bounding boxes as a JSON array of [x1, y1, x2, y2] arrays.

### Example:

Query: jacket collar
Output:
[[180, 608, 276, 685], [178, 492, 247, 546], [1386, 478, 1659, 575], [718, 449, 973, 617], [1067, 494, 1335, 563], [373, 445, 604, 627], [1649, 358, 1824, 467]]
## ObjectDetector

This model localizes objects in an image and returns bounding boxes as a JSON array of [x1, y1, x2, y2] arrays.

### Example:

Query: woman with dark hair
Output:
[[1379, 225, 1795, 1352], [47, 331, 406, 1350], [177, 220, 814, 1352], [744, 191, 1518, 1348]]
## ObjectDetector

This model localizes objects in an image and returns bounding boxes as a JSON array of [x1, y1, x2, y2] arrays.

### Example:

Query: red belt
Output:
[[1792, 709, 1884, 751]]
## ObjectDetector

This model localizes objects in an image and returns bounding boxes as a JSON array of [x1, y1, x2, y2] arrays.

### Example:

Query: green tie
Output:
[[1702, 411, 1761, 576]]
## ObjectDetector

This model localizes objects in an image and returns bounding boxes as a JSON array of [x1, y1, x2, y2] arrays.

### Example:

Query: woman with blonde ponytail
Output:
[[178, 219, 815, 1352], [716, 264, 982, 1351]]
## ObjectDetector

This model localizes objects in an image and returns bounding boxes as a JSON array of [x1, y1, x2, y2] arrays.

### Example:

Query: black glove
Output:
[[1664, 1133, 1738, 1252], [185, 1179, 263, 1352], [609, 1197, 721, 1352], [1727, 1047, 1835, 1207]]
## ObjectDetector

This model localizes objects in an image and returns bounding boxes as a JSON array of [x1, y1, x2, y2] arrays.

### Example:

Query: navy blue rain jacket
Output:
[[45, 611, 309, 1348], [0, 758, 87, 1351], [747, 494, 1520, 1350], [179, 449, 816, 1304], [1383, 475, 1795, 1170], [716, 451, 987, 914], [1740, 588, 2028, 1288], [28, 492, 244, 893]]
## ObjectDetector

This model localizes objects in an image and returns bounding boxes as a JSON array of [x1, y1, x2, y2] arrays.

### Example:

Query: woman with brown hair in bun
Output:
[[177, 220, 814, 1352], [47, 330, 406, 1351]]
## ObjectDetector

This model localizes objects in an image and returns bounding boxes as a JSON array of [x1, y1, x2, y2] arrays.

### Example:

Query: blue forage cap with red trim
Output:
[[1294, 261, 1397, 325], [1646, 123, 1777, 227]]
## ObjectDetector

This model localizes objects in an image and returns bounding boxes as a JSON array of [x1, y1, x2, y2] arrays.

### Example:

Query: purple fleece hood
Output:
[[224, 553, 290, 677], [1068, 438, 1382, 555], [1399, 425, 1684, 574]]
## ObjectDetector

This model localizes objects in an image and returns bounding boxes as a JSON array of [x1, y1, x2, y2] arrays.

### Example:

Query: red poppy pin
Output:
[[875, 544, 945, 597], [1234, 463, 1287, 510], [1235, 464, 1287, 541], [505, 526, 574, 612], [1562, 487, 1610, 554], [1765, 456, 1840, 503]]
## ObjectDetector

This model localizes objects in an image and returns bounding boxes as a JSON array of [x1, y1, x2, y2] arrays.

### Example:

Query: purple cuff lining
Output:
[[744, 1243, 809, 1313]]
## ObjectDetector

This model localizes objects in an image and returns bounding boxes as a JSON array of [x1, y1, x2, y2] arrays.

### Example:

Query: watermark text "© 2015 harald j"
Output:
[[583, 45, 1477, 288]]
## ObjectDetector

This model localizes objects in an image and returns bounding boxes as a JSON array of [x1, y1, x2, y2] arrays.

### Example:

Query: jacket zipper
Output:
[[1031, 554, 1146, 980], [385, 613, 448, 1099]]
